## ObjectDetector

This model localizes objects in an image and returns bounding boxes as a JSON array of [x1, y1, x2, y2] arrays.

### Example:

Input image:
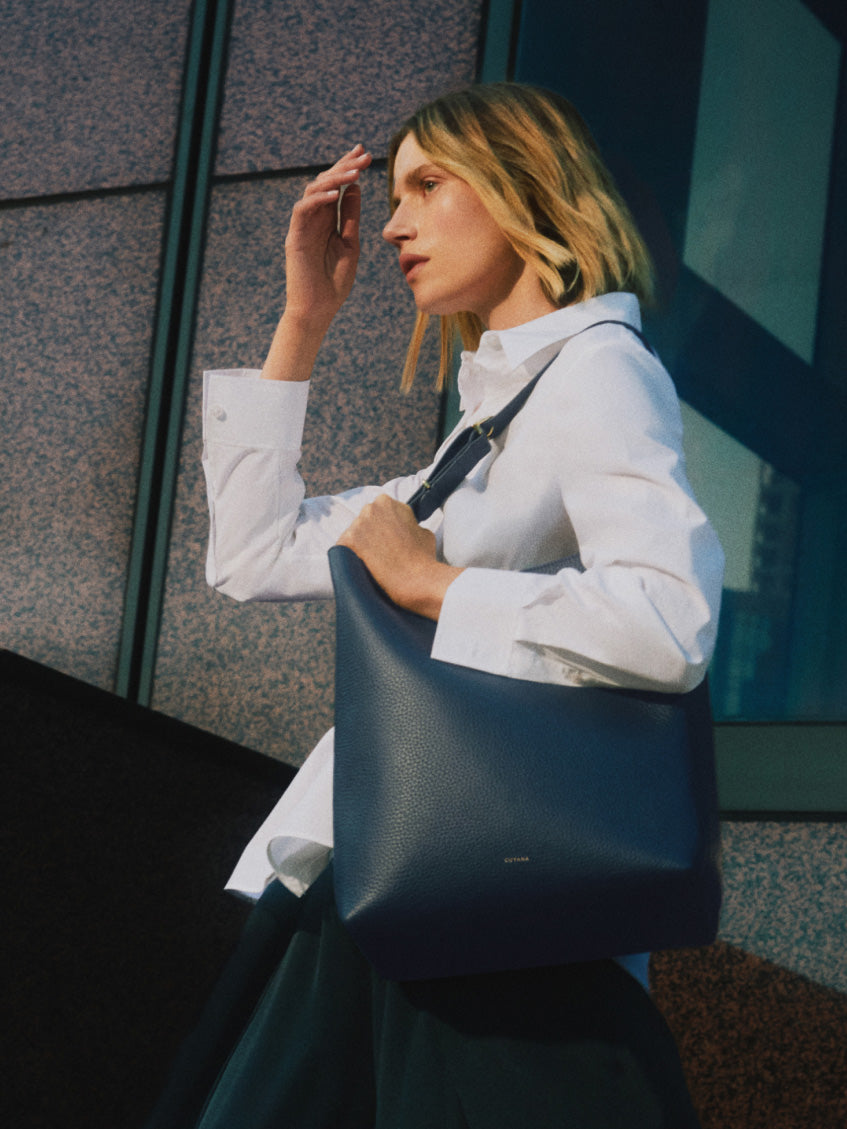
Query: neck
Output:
[[482, 267, 559, 332]]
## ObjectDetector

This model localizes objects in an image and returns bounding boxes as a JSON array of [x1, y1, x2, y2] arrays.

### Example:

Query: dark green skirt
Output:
[[144, 866, 700, 1128]]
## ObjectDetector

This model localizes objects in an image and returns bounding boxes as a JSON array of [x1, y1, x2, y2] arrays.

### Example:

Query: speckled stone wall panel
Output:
[[215, 0, 483, 174], [0, 0, 190, 198], [151, 172, 442, 762], [718, 820, 847, 994], [0, 192, 165, 687]]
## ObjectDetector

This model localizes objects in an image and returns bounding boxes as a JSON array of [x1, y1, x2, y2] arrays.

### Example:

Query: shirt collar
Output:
[[457, 292, 642, 415]]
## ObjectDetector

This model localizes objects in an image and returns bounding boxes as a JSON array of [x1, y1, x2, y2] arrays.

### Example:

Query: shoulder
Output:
[[535, 323, 682, 438]]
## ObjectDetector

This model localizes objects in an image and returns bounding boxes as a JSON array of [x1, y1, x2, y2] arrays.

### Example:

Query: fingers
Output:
[[288, 147, 372, 249], [302, 144, 372, 205], [337, 496, 432, 559], [359, 494, 417, 524], [282, 145, 372, 316], [337, 498, 449, 619]]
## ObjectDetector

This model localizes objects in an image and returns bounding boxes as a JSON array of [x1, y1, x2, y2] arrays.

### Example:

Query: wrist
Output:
[[279, 307, 334, 340], [261, 311, 329, 382], [402, 561, 463, 621]]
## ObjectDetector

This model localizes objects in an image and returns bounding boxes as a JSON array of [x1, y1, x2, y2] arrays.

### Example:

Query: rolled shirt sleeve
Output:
[[431, 338, 724, 693], [202, 369, 431, 602]]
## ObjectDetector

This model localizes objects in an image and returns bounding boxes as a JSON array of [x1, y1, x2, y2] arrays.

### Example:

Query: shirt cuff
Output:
[[203, 369, 310, 450], [267, 838, 333, 897], [432, 565, 600, 686], [223, 728, 335, 899], [432, 566, 535, 677]]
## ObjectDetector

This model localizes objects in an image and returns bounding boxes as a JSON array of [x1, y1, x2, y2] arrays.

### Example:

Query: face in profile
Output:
[[383, 133, 550, 329]]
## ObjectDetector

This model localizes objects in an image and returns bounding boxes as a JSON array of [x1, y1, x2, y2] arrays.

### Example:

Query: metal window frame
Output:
[[116, 0, 233, 703], [475, 0, 847, 815]]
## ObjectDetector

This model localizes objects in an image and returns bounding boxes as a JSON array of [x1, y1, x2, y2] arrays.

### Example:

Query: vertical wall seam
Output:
[[116, 0, 234, 703]]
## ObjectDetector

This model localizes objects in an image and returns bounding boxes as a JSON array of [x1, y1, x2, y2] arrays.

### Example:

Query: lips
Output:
[[399, 254, 428, 281]]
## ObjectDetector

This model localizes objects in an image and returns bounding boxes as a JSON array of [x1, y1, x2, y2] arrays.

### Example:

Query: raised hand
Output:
[[261, 145, 372, 383], [284, 144, 373, 332]]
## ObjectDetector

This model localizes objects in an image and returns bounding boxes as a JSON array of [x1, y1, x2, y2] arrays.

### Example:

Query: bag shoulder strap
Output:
[[407, 319, 653, 521]]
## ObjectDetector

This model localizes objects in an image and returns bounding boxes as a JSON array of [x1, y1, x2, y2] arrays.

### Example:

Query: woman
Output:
[[149, 84, 723, 1128]]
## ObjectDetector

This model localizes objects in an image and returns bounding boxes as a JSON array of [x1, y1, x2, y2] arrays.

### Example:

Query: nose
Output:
[[382, 201, 414, 246]]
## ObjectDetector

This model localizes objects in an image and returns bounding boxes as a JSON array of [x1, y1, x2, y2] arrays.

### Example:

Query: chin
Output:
[[413, 294, 468, 318]]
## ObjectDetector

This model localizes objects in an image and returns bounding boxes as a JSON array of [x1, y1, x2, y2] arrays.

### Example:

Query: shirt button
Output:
[[211, 404, 227, 422]]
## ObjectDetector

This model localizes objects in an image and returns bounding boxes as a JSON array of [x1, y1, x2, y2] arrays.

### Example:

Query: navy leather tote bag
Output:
[[330, 323, 722, 981]]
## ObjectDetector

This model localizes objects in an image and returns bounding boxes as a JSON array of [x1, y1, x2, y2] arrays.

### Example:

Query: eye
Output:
[[421, 178, 438, 194]]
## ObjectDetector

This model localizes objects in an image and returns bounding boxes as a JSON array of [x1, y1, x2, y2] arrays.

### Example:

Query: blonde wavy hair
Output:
[[387, 83, 655, 390]]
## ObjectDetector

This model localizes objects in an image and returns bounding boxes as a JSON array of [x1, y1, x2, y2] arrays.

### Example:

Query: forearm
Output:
[[432, 559, 721, 692], [261, 311, 329, 383], [204, 372, 441, 603]]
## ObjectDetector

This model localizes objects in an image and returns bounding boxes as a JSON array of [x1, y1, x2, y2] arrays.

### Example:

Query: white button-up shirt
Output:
[[202, 292, 724, 916]]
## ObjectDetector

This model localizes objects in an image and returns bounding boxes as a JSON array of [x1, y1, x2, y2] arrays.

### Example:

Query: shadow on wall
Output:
[[653, 942, 847, 1128]]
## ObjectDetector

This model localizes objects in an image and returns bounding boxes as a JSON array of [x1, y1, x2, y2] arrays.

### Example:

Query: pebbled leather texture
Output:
[[330, 546, 722, 982]]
